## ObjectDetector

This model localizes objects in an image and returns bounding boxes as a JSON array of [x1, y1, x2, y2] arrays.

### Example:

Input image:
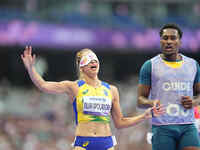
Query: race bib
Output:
[[83, 96, 112, 116]]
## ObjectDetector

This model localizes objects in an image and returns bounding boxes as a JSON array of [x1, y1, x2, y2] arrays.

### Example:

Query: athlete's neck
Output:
[[161, 53, 182, 62], [82, 75, 101, 88]]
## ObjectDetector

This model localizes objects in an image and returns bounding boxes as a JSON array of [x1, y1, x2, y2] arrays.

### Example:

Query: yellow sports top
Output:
[[73, 80, 112, 124], [162, 59, 183, 68]]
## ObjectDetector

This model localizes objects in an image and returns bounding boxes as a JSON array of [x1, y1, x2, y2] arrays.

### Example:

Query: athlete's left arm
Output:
[[181, 61, 200, 109], [110, 85, 164, 129]]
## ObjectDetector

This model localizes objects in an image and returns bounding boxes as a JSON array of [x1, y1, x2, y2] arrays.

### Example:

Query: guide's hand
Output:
[[181, 96, 194, 109]]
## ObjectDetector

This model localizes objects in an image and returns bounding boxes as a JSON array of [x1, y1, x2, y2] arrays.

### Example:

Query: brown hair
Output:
[[75, 48, 93, 79]]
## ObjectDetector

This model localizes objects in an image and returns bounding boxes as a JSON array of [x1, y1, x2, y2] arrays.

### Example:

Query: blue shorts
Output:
[[152, 124, 200, 150], [73, 136, 117, 150]]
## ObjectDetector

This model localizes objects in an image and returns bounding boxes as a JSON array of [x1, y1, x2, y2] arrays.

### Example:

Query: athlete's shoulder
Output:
[[59, 80, 77, 86], [181, 54, 200, 71], [141, 55, 160, 68], [181, 54, 197, 62], [109, 84, 119, 100], [143, 59, 152, 66], [101, 80, 111, 89], [150, 54, 162, 64], [140, 59, 152, 72], [76, 80, 86, 87], [151, 54, 160, 60], [109, 84, 118, 91]]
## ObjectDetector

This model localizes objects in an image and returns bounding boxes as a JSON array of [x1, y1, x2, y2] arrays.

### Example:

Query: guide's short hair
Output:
[[159, 23, 183, 39]]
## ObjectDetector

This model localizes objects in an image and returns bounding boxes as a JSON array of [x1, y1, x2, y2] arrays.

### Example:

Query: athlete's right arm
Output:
[[111, 85, 165, 129], [21, 46, 76, 95], [137, 60, 160, 108]]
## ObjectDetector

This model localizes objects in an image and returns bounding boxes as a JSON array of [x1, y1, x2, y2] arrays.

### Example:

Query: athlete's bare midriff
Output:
[[75, 122, 112, 137]]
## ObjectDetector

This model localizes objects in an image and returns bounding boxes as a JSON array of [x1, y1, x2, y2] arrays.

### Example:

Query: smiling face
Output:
[[160, 28, 181, 57]]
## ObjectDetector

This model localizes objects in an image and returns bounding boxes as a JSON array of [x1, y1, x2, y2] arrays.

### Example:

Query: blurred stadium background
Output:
[[0, 0, 200, 150]]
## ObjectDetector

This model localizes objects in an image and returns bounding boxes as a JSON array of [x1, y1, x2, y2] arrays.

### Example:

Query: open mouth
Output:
[[165, 45, 173, 50], [90, 65, 97, 69]]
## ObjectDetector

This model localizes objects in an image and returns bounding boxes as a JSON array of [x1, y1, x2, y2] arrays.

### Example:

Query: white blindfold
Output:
[[79, 52, 99, 67]]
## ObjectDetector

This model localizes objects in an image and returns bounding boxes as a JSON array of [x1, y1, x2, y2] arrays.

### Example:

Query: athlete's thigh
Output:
[[182, 147, 200, 150], [179, 125, 200, 150], [152, 133, 176, 150], [74, 146, 86, 150], [152, 126, 176, 150]]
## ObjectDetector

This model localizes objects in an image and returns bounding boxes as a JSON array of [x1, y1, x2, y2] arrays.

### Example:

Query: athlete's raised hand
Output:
[[21, 46, 36, 71]]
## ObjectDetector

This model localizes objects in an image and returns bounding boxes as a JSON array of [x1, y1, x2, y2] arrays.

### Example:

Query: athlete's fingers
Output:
[[24, 46, 29, 56], [33, 54, 36, 62], [152, 105, 165, 117], [28, 46, 32, 55], [181, 99, 192, 105], [21, 54, 24, 59], [182, 100, 192, 106], [153, 104, 166, 115], [153, 100, 161, 108], [184, 101, 192, 105], [155, 108, 165, 115], [154, 104, 164, 111], [182, 101, 193, 108], [21, 54, 25, 62], [181, 96, 190, 100], [183, 105, 192, 109]]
